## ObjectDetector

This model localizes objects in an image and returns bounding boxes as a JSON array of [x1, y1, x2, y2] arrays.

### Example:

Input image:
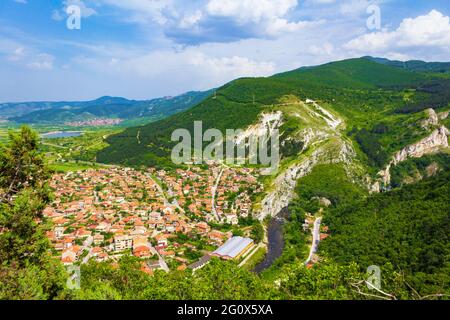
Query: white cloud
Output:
[[51, 9, 65, 21], [14, 0, 28, 4], [98, 0, 173, 25], [88, 0, 319, 41], [312, 0, 335, 3], [179, 10, 203, 29], [51, 0, 97, 23], [206, 0, 319, 37], [265, 18, 322, 36], [27, 53, 55, 70], [68, 0, 97, 17], [339, 0, 377, 16], [7, 47, 25, 61], [69, 44, 276, 96], [345, 10, 450, 52], [206, 0, 298, 23], [188, 53, 275, 78]]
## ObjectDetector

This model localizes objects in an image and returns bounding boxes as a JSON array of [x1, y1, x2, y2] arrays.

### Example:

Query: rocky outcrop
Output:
[[377, 126, 449, 187], [311, 197, 332, 207], [257, 138, 355, 220], [234, 111, 283, 146], [438, 110, 449, 121], [255, 98, 357, 220], [305, 99, 342, 129], [421, 108, 440, 129], [257, 149, 323, 220]]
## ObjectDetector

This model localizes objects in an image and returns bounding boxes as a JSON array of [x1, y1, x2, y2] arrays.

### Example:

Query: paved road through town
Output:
[[211, 167, 224, 221], [305, 217, 322, 265]]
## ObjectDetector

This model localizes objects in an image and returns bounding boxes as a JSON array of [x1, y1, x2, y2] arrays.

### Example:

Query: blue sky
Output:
[[0, 0, 449, 102]]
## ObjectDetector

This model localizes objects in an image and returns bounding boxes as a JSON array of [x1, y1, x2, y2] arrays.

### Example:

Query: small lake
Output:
[[41, 131, 83, 139], [253, 207, 290, 273]]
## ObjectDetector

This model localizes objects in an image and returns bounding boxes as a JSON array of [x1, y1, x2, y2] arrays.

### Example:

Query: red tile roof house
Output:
[[133, 246, 152, 258], [155, 233, 171, 249], [159, 250, 175, 258]]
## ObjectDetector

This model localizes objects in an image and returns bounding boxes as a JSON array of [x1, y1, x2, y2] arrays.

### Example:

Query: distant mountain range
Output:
[[0, 91, 213, 124], [3, 56, 448, 127]]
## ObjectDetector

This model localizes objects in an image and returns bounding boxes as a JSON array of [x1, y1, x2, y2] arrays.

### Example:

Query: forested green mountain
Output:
[[2, 91, 212, 124], [321, 170, 450, 296], [97, 57, 450, 171], [365, 56, 450, 74], [274, 57, 430, 88]]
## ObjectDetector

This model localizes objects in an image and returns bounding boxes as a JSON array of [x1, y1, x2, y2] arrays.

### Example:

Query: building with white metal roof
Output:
[[212, 236, 254, 260]]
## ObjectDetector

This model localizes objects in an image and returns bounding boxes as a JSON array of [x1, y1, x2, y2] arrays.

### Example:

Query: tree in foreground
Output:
[[0, 127, 67, 299]]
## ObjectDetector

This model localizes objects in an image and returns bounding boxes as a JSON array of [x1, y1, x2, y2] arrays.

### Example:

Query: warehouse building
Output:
[[212, 236, 254, 260]]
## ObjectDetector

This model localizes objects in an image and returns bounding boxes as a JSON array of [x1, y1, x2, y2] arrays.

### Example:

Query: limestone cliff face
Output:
[[255, 99, 355, 220], [377, 126, 449, 187], [234, 111, 284, 146], [438, 110, 449, 121], [257, 149, 321, 220], [257, 138, 356, 220], [207, 111, 284, 157], [421, 108, 440, 128]]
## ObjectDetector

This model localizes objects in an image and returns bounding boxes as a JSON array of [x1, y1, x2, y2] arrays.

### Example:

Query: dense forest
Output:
[[396, 79, 450, 114], [321, 171, 450, 297]]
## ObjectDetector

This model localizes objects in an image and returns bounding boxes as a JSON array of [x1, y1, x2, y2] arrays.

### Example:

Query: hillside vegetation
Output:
[[321, 171, 450, 296], [98, 57, 450, 172]]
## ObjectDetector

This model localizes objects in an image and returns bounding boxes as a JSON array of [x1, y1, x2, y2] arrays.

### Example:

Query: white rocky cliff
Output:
[[377, 125, 449, 187], [256, 100, 354, 220]]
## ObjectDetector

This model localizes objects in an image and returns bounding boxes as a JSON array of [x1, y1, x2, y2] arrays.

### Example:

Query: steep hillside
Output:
[[98, 57, 448, 173], [321, 171, 450, 296]]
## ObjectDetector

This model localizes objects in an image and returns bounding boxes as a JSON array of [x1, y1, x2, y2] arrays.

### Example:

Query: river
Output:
[[253, 207, 290, 273]]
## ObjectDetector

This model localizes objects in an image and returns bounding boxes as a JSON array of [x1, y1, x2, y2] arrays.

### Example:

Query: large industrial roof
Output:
[[213, 236, 253, 259]]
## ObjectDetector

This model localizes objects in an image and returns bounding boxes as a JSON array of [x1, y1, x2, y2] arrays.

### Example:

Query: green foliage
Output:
[[278, 261, 416, 300], [350, 111, 430, 170], [353, 128, 390, 168], [294, 164, 366, 210], [396, 79, 450, 114], [365, 56, 450, 74], [0, 126, 67, 300], [391, 153, 450, 188], [251, 221, 264, 244], [74, 257, 275, 300], [0, 127, 51, 203], [321, 171, 450, 296], [278, 262, 363, 300], [74, 255, 429, 300], [274, 58, 429, 89]]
